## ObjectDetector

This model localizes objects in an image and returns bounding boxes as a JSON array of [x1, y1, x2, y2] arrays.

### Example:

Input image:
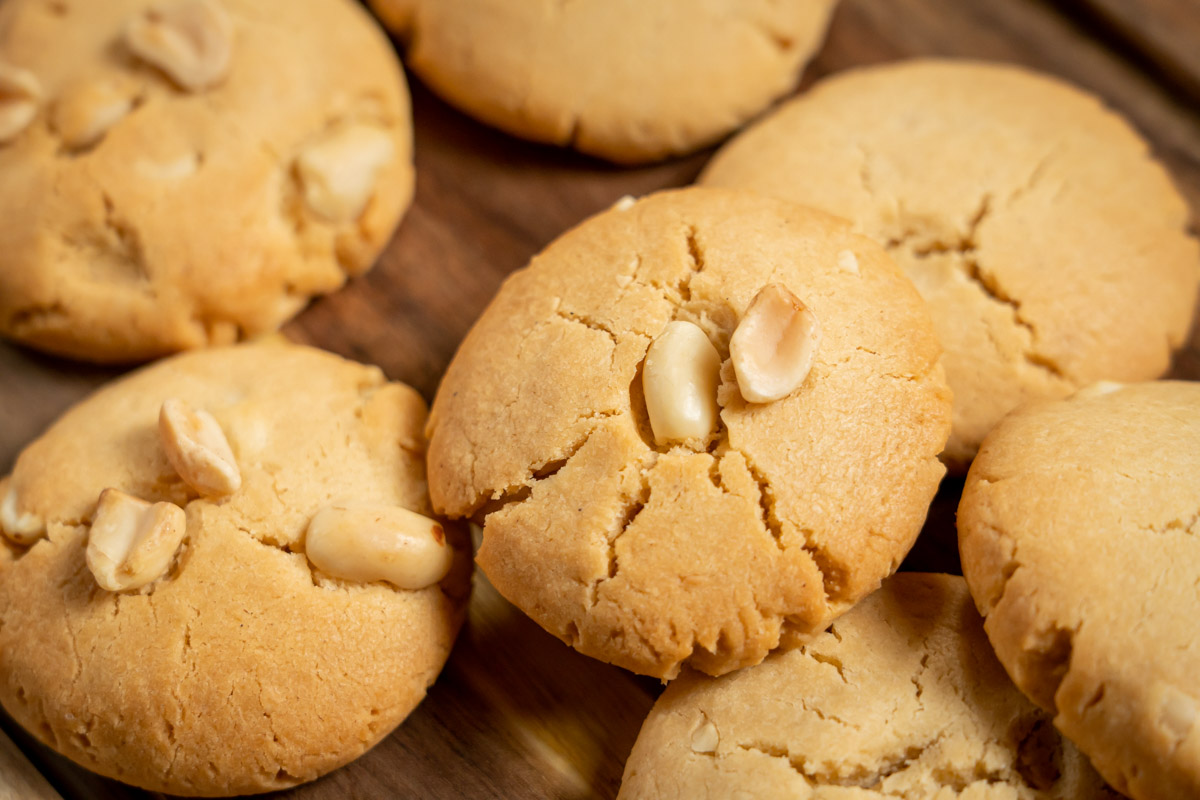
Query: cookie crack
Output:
[[853, 143, 881, 203], [587, 457, 654, 609], [644, 225, 707, 309], [237, 525, 302, 561], [679, 225, 704, 304], [961, 257, 1067, 380], [743, 455, 786, 554], [805, 648, 850, 685], [60, 560, 90, 703], [95, 190, 151, 283], [732, 445, 839, 603], [1006, 146, 1062, 207], [739, 730, 938, 789], [797, 695, 863, 732], [163, 604, 198, 781], [735, 742, 814, 786], [552, 306, 620, 349], [257, 676, 278, 740], [826, 741, 931, 788], [890, 195, 1069, 382], [470, 412, 623, 523], [6, 301, 70, 333], [1141, 508, 1200, 537], [739, 734, 949, 793], [974, 519, 1024, 616], [911, 651, 931, 707], [738, 15, 798, 54]]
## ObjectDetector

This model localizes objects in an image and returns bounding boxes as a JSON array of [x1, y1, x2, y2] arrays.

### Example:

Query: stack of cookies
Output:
[[0, 0, 1196, 797]]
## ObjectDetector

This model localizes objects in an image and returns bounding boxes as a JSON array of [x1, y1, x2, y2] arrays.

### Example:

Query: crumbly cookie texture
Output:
[[367, 0, 839, 164], [0, 342, 470, 796], [426, 187, 952, 679], [0, 0, 415, 363], [960, 381, 1200, 800], [618, 573, 1121, 800], [701, 59, 1200, 468]]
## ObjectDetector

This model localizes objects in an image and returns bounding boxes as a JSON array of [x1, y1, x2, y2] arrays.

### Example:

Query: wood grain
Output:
[[0, 732, 61, 800], [0, 0, 1197, 797], [1061, 0, 1200, 101]]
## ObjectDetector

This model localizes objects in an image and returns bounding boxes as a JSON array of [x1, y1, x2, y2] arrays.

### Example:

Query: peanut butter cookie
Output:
[[368, 0, 839, 164], [0, 0, 414, 362], [619, 573, 1120, 799], [702, 59, 1200, 467], [0, 342, 470, 795], [960, 380, 1200, 800], [426, 187, 952, 679]]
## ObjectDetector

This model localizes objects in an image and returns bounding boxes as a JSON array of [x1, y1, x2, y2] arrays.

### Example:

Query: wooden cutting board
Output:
[[1, 0, 1198, 797]]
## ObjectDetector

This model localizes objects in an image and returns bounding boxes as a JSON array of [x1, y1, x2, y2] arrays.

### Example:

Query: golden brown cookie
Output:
[[0, 342, 470, 795], [960, 380, 1200, 800], [426, 187, 952, 679], [0, 0, 415, 363], [701, 59, 1200, 468], [368, 0, 839, 164], [618, 573, 1120, 799]]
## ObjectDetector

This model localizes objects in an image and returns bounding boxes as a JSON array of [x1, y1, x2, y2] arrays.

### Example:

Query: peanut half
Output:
[[87, 489, 186, 592], [1075, 380, 1124, 399], [305, 504, 453, 590], [1159, 685, 1197, 744], [643, 320, 722, 446], [124, 0, 233, 92], [836, 249, 859, 275], [690, 716, 720, 754], [295, 123, 395, 223], [0, 63, 42, 144], [159, 398, 241, 497], [730, 284, 821, 403], [52, 77, 140, 150], [0, 480, 45, 546]]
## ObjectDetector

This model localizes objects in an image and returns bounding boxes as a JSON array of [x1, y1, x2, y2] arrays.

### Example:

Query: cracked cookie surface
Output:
[[700, 59, 1200, 468], [0, 342, 470, 795], [367, 0, 838, 164], [960, 381, 1200, 800], [618, 573, 1121, 799], [0, 0, 414, 363], [426, 187, 952, 679]]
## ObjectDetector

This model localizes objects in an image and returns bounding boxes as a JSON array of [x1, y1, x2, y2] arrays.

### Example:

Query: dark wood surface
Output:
[[1066, 0, 1200, 101], [1, 0, 1198, 797]]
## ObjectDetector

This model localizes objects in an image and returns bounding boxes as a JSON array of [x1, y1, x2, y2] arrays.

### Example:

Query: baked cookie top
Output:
[[701, 58, 1200, 468], [0, 0, 414, 363], [618, 573, 1120, 799], [426, 187, 951, 679], [960, 380, 1200, 800], [367, 0, 839, 164], [0, 342, 470, 795]]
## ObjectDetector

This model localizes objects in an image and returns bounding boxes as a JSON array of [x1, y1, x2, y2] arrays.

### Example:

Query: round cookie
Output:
[[618, 573, 1120, 799], [0, 0, 415, 363], [426, 187, 952, 679], [0, 342, 470, 795], [700, 59, 1200, 468], [959, 380, 1200, 800], [367, 0, 839, 164]]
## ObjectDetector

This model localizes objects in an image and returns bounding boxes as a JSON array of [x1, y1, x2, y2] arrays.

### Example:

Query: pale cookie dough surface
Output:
[[0, 0, 415, 363], [618, 573, 1121, 800], [368, 0, 839, 164], [960, 381, 1200, 800], [701, 59, 1200, 468], [0, 343, 470, 796], [426, 187, 952, 679]]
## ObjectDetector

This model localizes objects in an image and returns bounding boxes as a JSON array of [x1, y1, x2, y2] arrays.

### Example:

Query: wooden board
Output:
[[1, 0, 1198, 797], [0, 732, 60, 800], [1066, 0, 1200, 102]]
